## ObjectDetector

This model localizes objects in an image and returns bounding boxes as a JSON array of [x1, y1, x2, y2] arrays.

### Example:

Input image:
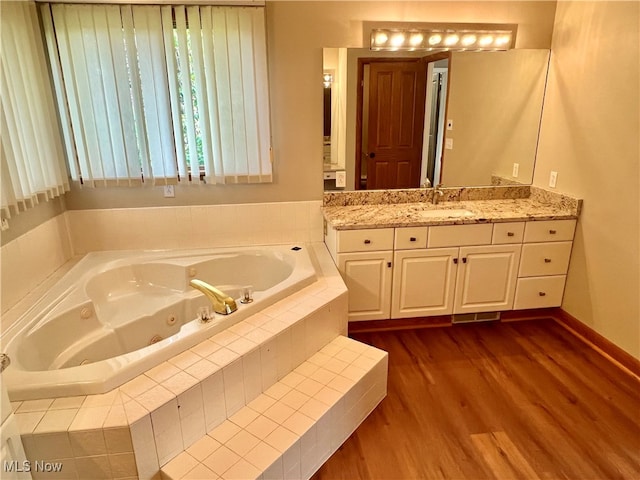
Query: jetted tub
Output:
[[1, 245, 317, 400]]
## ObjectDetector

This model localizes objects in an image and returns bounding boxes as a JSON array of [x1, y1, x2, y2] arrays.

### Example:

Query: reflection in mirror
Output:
[[322, 48, 550, 191]]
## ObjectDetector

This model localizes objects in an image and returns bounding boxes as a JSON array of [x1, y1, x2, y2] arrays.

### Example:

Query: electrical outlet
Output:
[[512, 163, 519, 178], [445, 138, 453, 150], [335, 170, 346, 188], [549, 171, 558, 188], [446, 119, 453, 131], [163, 185, 175, 198], [0, 218, 8, 231]]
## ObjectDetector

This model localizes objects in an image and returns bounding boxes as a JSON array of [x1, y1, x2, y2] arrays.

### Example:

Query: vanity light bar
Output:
[[370, 28, 513, 52]]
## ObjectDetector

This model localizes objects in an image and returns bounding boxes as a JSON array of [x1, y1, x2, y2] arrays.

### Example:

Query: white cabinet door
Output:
[[454, 245, 522, 314], [338, 251, 393, 321], [391, 248, 458, 318]]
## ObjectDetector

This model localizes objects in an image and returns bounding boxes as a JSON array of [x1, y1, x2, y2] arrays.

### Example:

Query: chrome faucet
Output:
[[433, 184, 445, 205], [189, 279, 238, 315]]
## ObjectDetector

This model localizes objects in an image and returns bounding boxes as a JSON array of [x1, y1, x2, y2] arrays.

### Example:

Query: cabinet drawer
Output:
[[395, 227, 428, 250], [427, 224, 493, 248], [523, 219, 576, 243], [492, 222, 525, 244], [336, 228, 394, 253], [519, 242, 572, 277], [514, 275, 566, 309]]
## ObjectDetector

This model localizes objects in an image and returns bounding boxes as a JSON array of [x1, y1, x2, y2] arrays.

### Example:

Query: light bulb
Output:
[[390, 33, 406, 47], [479, 35, 494, 47], [494, 35, 511, 46], [461, 34, 477, 46], [409, 33, 424, 46], [374, 31, 388, 46], [428, 34, 442, 46], [444, 34, 459, 46]]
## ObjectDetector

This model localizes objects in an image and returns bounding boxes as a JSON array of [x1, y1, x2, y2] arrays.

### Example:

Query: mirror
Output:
[[323, 48, 550, 191]]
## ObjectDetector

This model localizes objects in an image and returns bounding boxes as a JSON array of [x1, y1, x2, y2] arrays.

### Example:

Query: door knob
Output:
[[368, 152, 376, 158]]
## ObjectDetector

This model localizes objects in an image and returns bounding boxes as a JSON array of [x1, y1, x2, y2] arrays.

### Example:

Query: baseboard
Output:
[[348, 308, 640, 379], [552, 308, 640, 379]]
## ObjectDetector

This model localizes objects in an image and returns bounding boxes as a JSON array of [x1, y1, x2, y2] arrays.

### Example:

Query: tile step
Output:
[[160, 336, 388, 480]]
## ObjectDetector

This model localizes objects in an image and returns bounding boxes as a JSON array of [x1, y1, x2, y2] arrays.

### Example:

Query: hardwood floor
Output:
[[313, 319, 640, 479]]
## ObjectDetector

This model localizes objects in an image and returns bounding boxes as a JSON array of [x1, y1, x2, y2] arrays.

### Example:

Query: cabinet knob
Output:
[[539, 291, 547, 297], [364, 239, 371, 244], [387, 262, 392, 268], [453, 258, 459, 264], [544, 258, 552, 263], [409, 237, 417, 242], [462, 257, 467, 264], [507, 232, 515, 237], [549, 229, 557, 234]]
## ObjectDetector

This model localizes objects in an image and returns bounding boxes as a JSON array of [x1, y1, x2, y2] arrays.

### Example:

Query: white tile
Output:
[[104, 405, 129, 429], [211, 330, 240, 347], [264, 383, 291, 401], [208, 420, 241, 444], [31, 432, 73, 461], [264, 426, 298, 453], [223, 458, 261, 480], [104, 427, 133, 454], [314, 386, 342, 406], [146, 362, 182, 384], [289, 320, 307, 367], [247, 394, 276, 414], [168, 350, 201, 370], [276, 330, 293, 381], [182, 463, 219, 480], [222, 360, 245, 417], [178, 386, 206, 449], [190, 340, 223, 358], [82, 389, 122, 408], [161, 452, 199, 480], [202, 445, 240, 476], [151, 399, 184, 466], [293, 361, 318, 378], [279, 390, 310, 411], [242, 349, 263, 405], [282, 411, 314, 437], [307, 352, 332, 368], [263, 403, 295, 425], [328, 375, 355, 394], [262, 455, 284, 480], [225, 430, 260, 457], [228, 321, 256, 337], [282, 440, 301, 480], [280, 371, 305, 389], [185, 359, 219, 381], [163, 372, 199, 396], [309, 367, 337, 386], [49, 396, 86, 410], [295, 378, 324, 397], [260, 338, 278, 391], [201, 371, 226, 432], [75, 454, 112, 480], [69, 429, 107, 457], [227, 337, 256, 356], [245, 415, 279, 440], [108, 452, 138, 478], [69, 406, 110, 431], [16, 399, 54, 413], [33, 409, 77, 433], [207, 347, 237, 368], [14, 411, 45, 434], [186, 435, 221, 462], [123, 399, 150, 425], [298, 398, 330, 422], [136, 385, 176, 412], [120, 375, 157, 398], [229, 407, 259, 429], [335, 348, 360, 364]]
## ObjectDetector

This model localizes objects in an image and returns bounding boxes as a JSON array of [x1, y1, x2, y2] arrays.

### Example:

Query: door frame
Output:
[[354, 53, 451, 190]]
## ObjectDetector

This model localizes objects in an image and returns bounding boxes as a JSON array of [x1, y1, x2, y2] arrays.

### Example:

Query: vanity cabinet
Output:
[[325, 218, 576, 322]]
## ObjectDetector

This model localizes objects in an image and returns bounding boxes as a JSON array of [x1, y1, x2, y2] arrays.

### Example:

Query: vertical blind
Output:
[[1, 1, 70, 218], [42, 3, 272, 186]]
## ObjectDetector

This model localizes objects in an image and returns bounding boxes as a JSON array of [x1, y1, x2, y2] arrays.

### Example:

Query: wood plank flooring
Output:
[[313, 319, 640, 479]]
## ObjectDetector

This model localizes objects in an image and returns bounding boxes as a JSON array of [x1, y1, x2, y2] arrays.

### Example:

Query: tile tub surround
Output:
[[322, 186, 582, 230], [7, 243, 360, 480], [1, 200, 323, 323]]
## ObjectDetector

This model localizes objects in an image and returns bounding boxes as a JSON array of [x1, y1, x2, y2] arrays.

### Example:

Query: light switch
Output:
[[335, 170, 346, 188], [445, 138, 453, 150], [549, 171, 558, 188]]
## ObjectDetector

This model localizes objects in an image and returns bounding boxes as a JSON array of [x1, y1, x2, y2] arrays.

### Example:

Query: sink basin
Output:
[[418, 209, 475, 219]]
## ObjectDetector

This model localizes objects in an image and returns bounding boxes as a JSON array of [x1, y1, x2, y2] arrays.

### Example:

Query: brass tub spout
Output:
[[189, 279, 237, 315]]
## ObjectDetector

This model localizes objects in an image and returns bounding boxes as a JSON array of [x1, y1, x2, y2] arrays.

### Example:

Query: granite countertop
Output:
[[323, 198, 580, 230]]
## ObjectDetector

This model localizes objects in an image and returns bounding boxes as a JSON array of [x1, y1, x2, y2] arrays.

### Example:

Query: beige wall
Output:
[[534, 1, 639, 358], [62, 0, 557, 210]]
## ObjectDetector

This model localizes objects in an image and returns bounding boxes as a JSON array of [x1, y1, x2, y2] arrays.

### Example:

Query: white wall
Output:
[[534, 1, 640, 358]]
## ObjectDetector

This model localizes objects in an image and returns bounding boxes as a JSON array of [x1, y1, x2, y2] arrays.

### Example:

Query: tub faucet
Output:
[[433, 184, 445, 205], [189, 279, 237, 315]]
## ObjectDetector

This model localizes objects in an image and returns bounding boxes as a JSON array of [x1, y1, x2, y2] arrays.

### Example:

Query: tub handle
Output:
[[0, 353, 10, 373]]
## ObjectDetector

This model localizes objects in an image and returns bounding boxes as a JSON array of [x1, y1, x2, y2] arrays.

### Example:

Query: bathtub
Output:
[[1, 245, 317, 400]]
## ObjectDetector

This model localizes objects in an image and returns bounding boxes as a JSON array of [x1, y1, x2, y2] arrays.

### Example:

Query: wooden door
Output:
[[366, 61, 427, 190]]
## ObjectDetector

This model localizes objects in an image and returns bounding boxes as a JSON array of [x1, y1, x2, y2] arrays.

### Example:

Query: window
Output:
[[1, 1, 69, 218], [41, 3, 272, 187]]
